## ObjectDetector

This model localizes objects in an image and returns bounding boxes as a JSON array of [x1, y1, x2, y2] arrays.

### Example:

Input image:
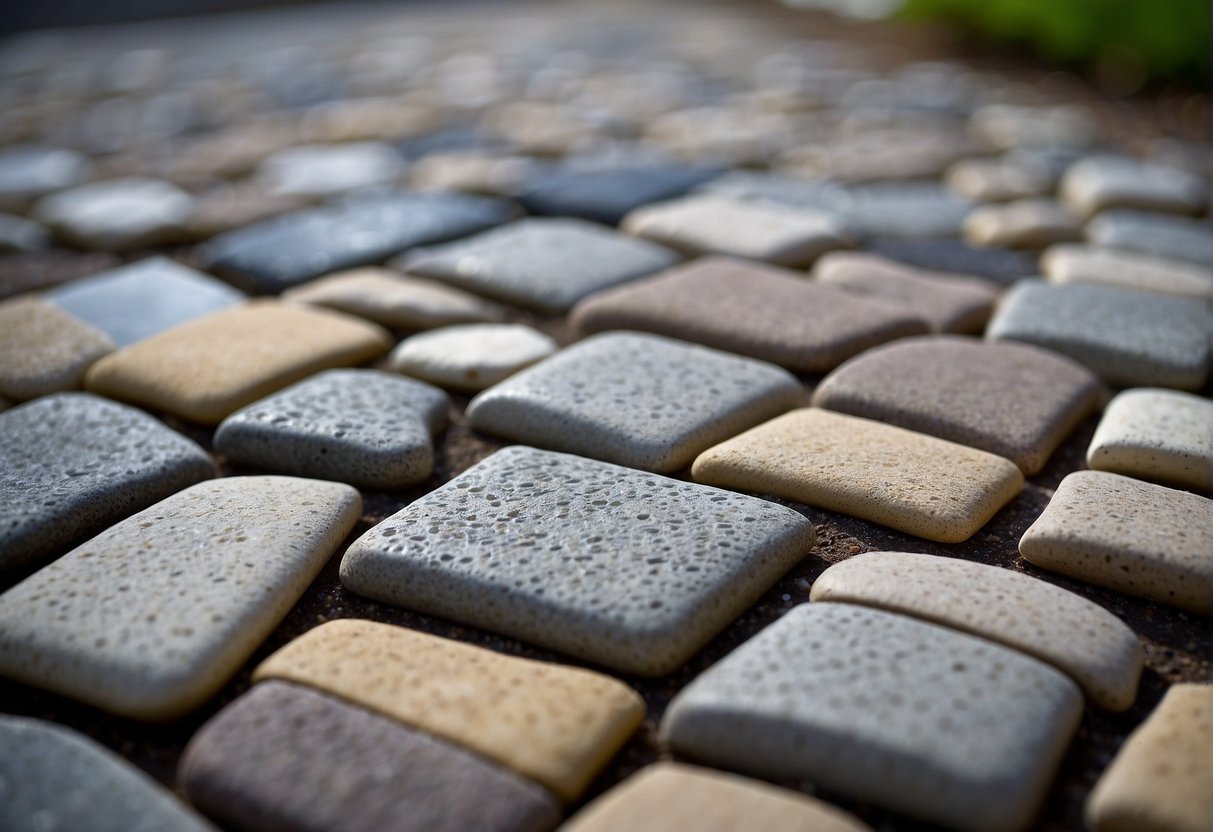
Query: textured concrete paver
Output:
[[0, 297, 115, 401], [1087, 388, 1213, 492]]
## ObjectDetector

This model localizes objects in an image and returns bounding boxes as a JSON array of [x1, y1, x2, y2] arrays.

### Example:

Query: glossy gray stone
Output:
[[1086, 210, 1213, 268]]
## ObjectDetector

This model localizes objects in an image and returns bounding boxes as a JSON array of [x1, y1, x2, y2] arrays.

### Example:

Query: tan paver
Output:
[[1042, 244, 1213, 301], [963, 199, 1081, 248], [1087, 388, 1213, 492], [0, 297, 114, 401]]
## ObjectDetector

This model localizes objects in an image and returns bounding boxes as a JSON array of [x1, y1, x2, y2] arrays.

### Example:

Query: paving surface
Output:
[[0, 2, 1210, 831]]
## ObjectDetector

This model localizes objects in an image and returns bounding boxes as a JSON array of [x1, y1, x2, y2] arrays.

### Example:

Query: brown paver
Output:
[[0, 297, 115, 401]]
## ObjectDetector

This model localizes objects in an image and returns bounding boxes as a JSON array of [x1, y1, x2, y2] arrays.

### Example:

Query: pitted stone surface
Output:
[[1061, 156, 1207, 217], [0, 717, 217, 832], [1042, 244, 1213, 300], [812, 252, 999, 334], [810, 336, 1102, 475], [660, 603, 1083, 832], [84, 300, 392, 425], [1086, 210, 1213, 268], [0, 297, 115, 401], [33, 177, 194, 251], [962, 198, 1081, 248], [621, 194, 851, 267], [1086, 389, 1213, 492], [214, 369, 449, 488], [810, 551, 1143, 710], [340, 446, 816, 675], [466, 332, 802, 473], [389, 324, 557, 392], [0, 146, 89, 212], [199, 191, 516, 293], [570, 256, 928, 372], [517, 165, 720, 226], [255, 142, 406, 197], [1086, 683, 1213, 832], [692, 408, 1024, 543], [179, 681, 561, 832], [0, 393, 213, 574], [252, 619, 645, 802], [1019, 471, 1213, 614], [560, 763, 872, 832], [398, 218, 680, 313], [985, 280, 1210, 391], [866, 238, 1036, 285], [45, 257, 245, 347], [0, 476, 361, 719], [282, 267, 507, 329]]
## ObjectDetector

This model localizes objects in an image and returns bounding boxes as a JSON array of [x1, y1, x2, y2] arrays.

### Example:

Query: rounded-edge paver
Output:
[[0, 296, 115, 401], [389, 323, 558, 392], [1086, 388, 1213, 492]]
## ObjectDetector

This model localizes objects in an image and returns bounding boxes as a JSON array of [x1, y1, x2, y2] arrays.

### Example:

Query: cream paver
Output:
[[1087, 388, 1213, 492], [1041, 243, 1213, 300], [389, 324, 557, 392], [962, 198, 1082, 248], [0, 297, 115, 401], [1060, 156, 1207, 218]]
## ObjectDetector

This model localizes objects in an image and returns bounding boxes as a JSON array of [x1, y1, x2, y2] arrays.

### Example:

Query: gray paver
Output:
[[1086, 210, 1213, 268], [1061, 156, 1207, 217], [33, 177, 195, 251], [0, 146, 89, 212]]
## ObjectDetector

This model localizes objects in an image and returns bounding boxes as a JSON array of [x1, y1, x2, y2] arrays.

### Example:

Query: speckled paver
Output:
[[467, 332, 802, 473], [0, 717, 217, 832], [179, 681, 561, 832], [810, 336, 1102, 474], [1019, 471, 1213, 614], [1085, 210, 1213, 268], [1087, 388, 1213, 492], [812, 252, 999, 334], [660, 603, 1083, 832], [0, 476, 361, 719], [0, 146, 89, 212], [570, 256, 927, 372], [252, 619, 644, 802], [199, 191, 516, 293], [341, 446, 815, 674], [962, 199, 1081, 248], [45, 257, 245, 347], [1042, 244, 1213, 300], [33, 177, 195, 251], [560, 763, 872, 832], [255, 142, 405, 197], [517, 165, 720, 226], [84, 300, 392, 425], [1061, 156, 1207, 218], [985, 280, 1210, 391], [390, 324, 557, 392], [282, 267, 507, 329], [0, 393, 213, 574], [0, 297, 115, 401], [693, 408, 1023, 543], [398, 218, 680, 313], [214, 369, 449, 488], [810, 551, 1142, 710], [621, 194, 851, 267], [1086, 683, 1213, 832]]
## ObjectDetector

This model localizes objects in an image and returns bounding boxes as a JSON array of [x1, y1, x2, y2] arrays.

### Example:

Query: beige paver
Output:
[[1087, 388, 1213, 492], [1042, 244, 1213, 301], [0, 297, 114, 401], [963, 199, 1081, 248]]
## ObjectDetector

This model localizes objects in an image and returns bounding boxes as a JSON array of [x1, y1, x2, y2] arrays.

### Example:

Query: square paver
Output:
[[517, 164, 720, 226], [660, 603, 1083, 832], [0, 297, 114, 401], [810, 335, 1103, 474], [1086, 388, 1213, 492], [692, 408, 1024, 543], [570, 256, 928, 372], [397, 218, 681, 313], [985, 280, 1210, 390], [45, 257, 245, 347], [467, 332, 802, 473], [340, 446, 816, 675]]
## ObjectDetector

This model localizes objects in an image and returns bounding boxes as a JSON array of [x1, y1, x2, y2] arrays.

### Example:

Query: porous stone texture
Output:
[[251, 619, 645, 802], [33, 177, 194, 251], [0, 297, 115, 401], [1019, 471, 1213, 614], [0, 477, 361, 719], [341, 446, 816, 675], [389, 324, 557, 392], [570, 256, 928, 372], [810, 336, 1103, 475], [1085, 683, 1213, 832], [945, 155, 1055, 203], [560, 762, 872, 832], [199, 191, 516, 293], [866, 238, 1036, 285], [45, 257, 245, 347], [1086, 210, 1213, 268], [1087, 388, 1213, 492], [517, 165, 720, 226], [0, 146, 89, 212], [0, 716, 217, 832], [282, 267, 507, 329], [692, 408, 1024, 543], [985, 280, 1210, 391], [660, 603, 1083, 832], [0, 393, 213, 574], [1042, 244, 1213, 300], [398, 218, 681, 313], [962, 198, 1081, 248], [466, 332, 802, 473], [255, 142, 405, 197], [810, 551, 1143, 710], [214, 369, 449, 489], [1061, 156, 1207, 217], [621, 194, 851, 267], [179, 681, 561, 832], [812, 252, 999, 334], [84, 300, 392, 425]]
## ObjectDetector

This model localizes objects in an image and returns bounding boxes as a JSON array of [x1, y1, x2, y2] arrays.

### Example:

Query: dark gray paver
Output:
[[517, 164, 720, 225], [865, 238, 1037, 286]]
